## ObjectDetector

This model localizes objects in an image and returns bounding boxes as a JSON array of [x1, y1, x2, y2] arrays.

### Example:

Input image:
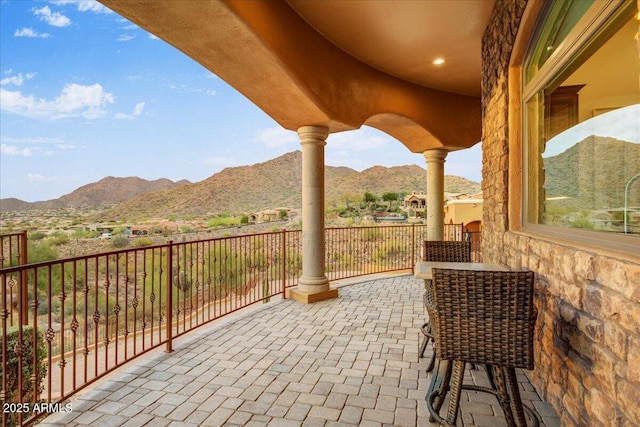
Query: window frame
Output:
[[516, 0, 640, 258]]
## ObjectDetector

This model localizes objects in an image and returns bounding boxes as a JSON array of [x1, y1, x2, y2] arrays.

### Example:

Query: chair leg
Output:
[[491, 366, 518, 427], [445, 360, 466, 425], [505, 367, 538, 427], [419, 322, 437, 372], [426, 358, 453, 423], [426, 351, 436, 373], [485, 364, 498, 390], [419, 322, 430, 358]]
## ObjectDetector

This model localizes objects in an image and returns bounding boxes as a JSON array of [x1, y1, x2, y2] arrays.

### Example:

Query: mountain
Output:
[[93, 151, 479, 220], [0, 177, 189, 212], [1, 151, 481, 219], [544, 135, 640, 210]]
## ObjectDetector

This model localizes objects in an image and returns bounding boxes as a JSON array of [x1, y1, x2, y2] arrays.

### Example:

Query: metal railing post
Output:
[[165, 241, 174, 353], [411, 224, 416, 273], [20, 229, 28, 325], [281, 229, 287, 299]]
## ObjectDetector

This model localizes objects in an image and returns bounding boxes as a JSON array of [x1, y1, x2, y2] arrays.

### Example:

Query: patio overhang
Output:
[[97, 0, 492, 152]]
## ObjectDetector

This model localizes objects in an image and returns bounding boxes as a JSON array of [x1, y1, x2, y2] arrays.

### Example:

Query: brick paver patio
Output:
[[38, 274, 559, 427]]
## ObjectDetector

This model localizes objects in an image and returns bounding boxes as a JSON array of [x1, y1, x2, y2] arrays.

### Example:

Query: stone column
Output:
[[424, 149, 448, 240], [288, 125, 338, 303]]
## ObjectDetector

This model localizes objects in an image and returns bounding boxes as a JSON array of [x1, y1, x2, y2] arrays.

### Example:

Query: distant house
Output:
[[401, 192, 426, 217]]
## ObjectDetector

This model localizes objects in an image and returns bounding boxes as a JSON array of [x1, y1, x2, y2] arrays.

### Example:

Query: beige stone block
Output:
[[558, 279, 583, 307], [595, 257, 630, 297], [563, 392, 586, 425], [617, 380, 640, 426], [587, 387, 619, 427], [628, 335, 640, 384], [566, 371, 585, 402], [584, 283, 603, 317], [591, 345, 617, 398], [616, 298, 640, 336], [604, 321, 628, 360], [624, 263, 640, 304], [573, 251, 595, 281], [575, 312, 604, 344]]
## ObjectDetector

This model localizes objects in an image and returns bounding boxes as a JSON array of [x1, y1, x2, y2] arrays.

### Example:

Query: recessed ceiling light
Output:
[[433, 58, 445, 65]]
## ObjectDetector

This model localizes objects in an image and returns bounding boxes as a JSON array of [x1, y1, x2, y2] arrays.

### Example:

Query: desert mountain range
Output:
[[544, 136, 640, 210], [1, 151, 481, 220]]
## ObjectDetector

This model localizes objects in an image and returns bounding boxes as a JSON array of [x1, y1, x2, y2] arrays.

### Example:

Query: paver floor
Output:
[[38, 274, 559, 427]]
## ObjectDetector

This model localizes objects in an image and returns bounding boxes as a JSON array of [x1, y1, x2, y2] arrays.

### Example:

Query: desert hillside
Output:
[[1, 151, 481, 220], [96, 151, 480, 220]]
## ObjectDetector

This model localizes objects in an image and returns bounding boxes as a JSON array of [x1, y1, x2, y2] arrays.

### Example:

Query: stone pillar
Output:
[[288, 125, 338, 303], [424, 149, 448, 240]]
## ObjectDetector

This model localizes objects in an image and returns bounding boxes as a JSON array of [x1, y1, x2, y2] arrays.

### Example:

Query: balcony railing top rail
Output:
[[0, 223, 466, 426]]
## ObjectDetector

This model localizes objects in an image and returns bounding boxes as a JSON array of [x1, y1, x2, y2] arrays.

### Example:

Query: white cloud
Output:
[[1, 135, 64, 145], [1, 144, 34, 157], [117, 34, 135, 42], [254, 127, 298, 148], [27, 173, 57, 183], [51, 0, 112, 14], [327, 128, 388, 151], [543, 104, 640, 157], [115, 101, 145, 120], [148, 34, 159, 40], [0, 83, 115, 119], [14, 28, 51, 38], [132, 102, 145, 116], [56, 143, 81, 150], [33, 6, 71, 27], [0, 72, 36, 87], [206, 90, 217, 96]]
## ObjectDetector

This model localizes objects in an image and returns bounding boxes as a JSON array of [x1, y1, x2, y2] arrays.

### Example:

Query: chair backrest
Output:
[[431, 268, 536, 370], [422, 240, 471, 262]]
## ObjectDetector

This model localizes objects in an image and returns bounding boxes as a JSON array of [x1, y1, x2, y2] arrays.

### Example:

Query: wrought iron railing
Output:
[[0, 223, 463, 426]]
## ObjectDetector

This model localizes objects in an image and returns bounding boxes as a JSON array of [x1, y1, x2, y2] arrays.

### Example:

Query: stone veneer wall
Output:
[[481, 1, 640, 426]]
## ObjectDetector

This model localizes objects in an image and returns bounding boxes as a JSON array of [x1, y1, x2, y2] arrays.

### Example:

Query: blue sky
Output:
[[0, 0, 482, 203]]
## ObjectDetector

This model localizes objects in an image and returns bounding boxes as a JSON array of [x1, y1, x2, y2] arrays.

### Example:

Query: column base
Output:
[[287, 287, 339, 304]]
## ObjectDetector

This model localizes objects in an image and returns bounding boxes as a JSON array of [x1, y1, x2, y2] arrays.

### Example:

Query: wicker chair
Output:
[[419, 240, 471, 372], [426, 268, 538, 427]]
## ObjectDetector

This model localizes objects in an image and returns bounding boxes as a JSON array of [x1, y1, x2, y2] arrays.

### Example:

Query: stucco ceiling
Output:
[[286, 0, 495, 96], [96, 0, 495, 153]]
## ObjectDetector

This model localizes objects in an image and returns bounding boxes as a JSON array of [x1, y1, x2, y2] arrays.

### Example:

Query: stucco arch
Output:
[[98, 0, 481, 153]]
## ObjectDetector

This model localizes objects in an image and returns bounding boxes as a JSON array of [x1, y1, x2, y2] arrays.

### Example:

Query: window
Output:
[[523, 1, 640, 246]]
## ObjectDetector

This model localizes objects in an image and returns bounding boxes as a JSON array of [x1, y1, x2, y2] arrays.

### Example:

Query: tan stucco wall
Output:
[[444, 202, 483, 228], [482, 1, 640, 426]]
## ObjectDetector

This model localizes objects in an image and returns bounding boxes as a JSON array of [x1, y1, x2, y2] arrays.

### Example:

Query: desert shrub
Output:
[[0, 326, 47, 424], [207, 216, 240, 228], [132, 237, 154, 248], [28, 231, 47, 241], [363, 227, 381, 242], [110, 236, 129, 249], [570, 217, 594, 230], [27, 242, 58, 264], [71, 228, 90, 239], [47, 233, 70, 246], [240, 215, 249, 224]]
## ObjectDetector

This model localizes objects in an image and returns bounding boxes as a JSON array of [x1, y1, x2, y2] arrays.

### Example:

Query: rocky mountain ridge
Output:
[[1, 151, 481, 220]]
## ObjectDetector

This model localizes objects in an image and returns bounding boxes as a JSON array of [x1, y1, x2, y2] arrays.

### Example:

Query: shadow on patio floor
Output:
[[38, 274, 559, 427]]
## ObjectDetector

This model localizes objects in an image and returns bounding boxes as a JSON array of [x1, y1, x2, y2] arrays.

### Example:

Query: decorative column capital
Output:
[[298, 125, 329, 145], [423, 148, 448, 164]]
